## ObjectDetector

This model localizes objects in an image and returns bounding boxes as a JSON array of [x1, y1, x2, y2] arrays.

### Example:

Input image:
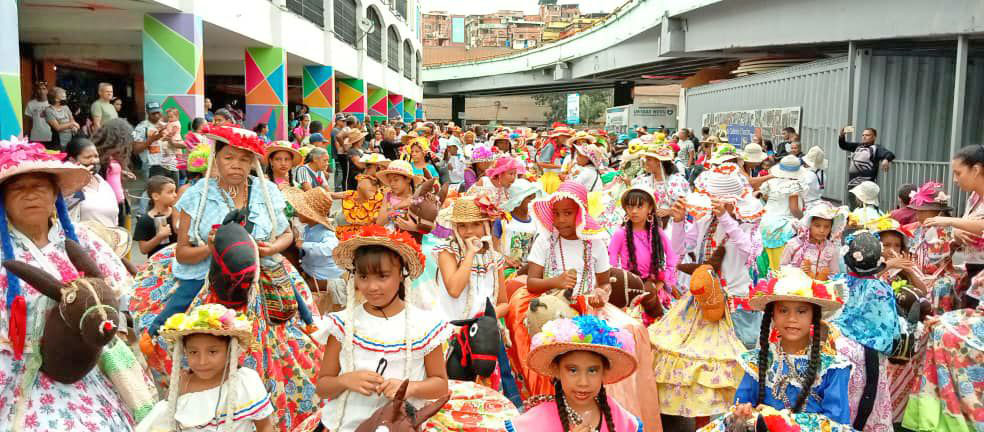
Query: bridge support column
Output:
[[451, 95, 465, 127], [245, 46, 287, 141], [0, 0, 22, 138], [614, 81, 635, 106]]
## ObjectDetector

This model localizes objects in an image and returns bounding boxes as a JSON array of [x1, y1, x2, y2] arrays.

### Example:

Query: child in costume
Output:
[[536, 126, 574, 194], [495, 179, 543, 278], [285, 187, 345, 315], [847, 181, 885, 226], [357, 153, 389, 178], [700, 267, 854, 432], [759, 155, 806, 271], [505, 316, 644, 432], [830, 231, 901, 432], [906, 181, 959, 313], [435, 196, 508, 320], [609, 185, 677, 310], [509, 180, 661, 431], [780, 201, 847, 280], [571, 143, 605, 193], [137, 304, 274, 432], [630, 142, 689, 211], [375, 160, 421, 237], [463, 145, 496, 192], [476, 156, 525, 209], [303, 225, 451, 432], [332, 174, 384, 239]]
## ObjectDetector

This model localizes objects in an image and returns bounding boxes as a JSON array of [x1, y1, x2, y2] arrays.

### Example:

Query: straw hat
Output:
[[849, 181, 881, 206], [641, 143, 674, 161], [802, 146, 827, 170], [263, 141, 302, 166], [375, 159, 420, 186], [449, 196, 503, 223], [491, 132, 511, 144], [284, 187, 333, 228], [0, 137, 90, 194], [204, 126, 265, 158], [770, 155, 806, 180], [502, 179, 543, 213], [360, 153, 391, 166], [80, 220, 131, 258], [528, 315, 637, 384], [741, 143, 767, 164], [531, 181, 606, 239], [400, 132, 419, 145], [566, 131, 596, 146], [748, 267, 844, 317], [709, 144, 741, 165], [548, 125, 575, 138], [332, 224, 426, 279], [574, 144, 607, 167], [159, 304, 254, 347]]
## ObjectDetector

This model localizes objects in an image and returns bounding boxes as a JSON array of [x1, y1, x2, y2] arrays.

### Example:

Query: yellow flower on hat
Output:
[[163, 313, 187, 331]]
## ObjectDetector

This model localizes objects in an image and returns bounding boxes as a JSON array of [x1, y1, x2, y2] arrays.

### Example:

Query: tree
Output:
[[538, 0, 558, 5], [531, 89, 613, 126]]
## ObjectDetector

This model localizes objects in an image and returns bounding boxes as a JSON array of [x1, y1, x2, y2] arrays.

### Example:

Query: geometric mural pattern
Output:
[[403, 97, 415, 123], [0, 0, 21, 138], [245, 47, 287, 141], [367, 86, 388, 127], [388, 93, 404, 122], [337, 78, 366, 121], [303, 65, 334, 128], [143, 13, 204, 136]]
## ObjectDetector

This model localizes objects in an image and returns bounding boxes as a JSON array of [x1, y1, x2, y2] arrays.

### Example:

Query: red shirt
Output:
[[891, 207, 917, 226]]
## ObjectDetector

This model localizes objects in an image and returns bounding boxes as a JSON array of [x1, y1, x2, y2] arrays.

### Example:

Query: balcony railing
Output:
[[286, 0, 324, 28]]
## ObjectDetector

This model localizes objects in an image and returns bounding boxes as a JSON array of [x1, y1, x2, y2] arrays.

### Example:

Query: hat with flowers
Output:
[[0, 136, 90, 193], [469, 145, 496, 163], [332, 224, 426, 279], [203, 126, 266, 158], [748, 266, 844, 317], [159, 303, 253, 346], [907, 181, 952, 211], [709, 143, 741, 165], [529, 315, 638, 384]]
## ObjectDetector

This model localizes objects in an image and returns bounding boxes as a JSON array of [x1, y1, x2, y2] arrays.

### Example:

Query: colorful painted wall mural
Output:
[[303, 65, 334, 128], [143, 13, 204, 136], [245, 47, 287, 141]]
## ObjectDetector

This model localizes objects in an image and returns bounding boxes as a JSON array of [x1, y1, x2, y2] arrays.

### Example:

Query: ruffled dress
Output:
[[136, 368, 273, 432], [700, 346, 854, 431], [336, 190, 383, 239], [910, 224, 960, 314], [0, 224, 135, 431], [760, 178, 803, 269]]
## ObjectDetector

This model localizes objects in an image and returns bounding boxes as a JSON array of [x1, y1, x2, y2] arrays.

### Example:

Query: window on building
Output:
[[403, 40, 413, 79], [395, 0, 407, 19], [367, 7, 382, 61], [287, 0, 325, 27], [388, 26, 400, 72], [334, 0, 357, 45]]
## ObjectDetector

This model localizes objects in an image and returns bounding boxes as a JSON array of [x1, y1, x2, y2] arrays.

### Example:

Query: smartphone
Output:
[[843, 125, 855, 134], [154, 216, 170, 245]]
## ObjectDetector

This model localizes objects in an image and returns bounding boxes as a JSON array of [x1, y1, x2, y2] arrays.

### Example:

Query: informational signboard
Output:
[[605, 106, 628, 131], [566, 93, 580, 125], [452, 17, 465, 44], [605, 104, 677, 134], [700, 107, 801, 147]]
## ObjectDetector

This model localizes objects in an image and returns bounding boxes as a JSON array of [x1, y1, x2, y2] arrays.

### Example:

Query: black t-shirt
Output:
[[380, 139, 399, 161], [133, 212, 178, 256]]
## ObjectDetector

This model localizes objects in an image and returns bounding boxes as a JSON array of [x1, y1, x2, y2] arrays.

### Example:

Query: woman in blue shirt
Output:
[[406, 136, 439, 180]]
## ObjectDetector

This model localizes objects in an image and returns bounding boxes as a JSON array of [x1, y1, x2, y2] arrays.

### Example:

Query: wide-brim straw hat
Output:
[[159, 304, 254, 347], [344, 129, 370, 145], [263, 141, 302, 166], [284, 187, 333, 228], [0, 137, 90, 194], [450, 197, 492, 223], [361, 153, 391, 166], [709, 144, 741, 165], [849, 181, 881, 206], [527, 316, 637, 384], [566, 132, 597, 146], [803, 146, 827, 170], [531, 181, 605, 239], [641, 143, 674, 161], [401, 132, 419, 145], [742, 143, 767, 164], [770, 155, 806, 180], [748, 267, 844, 318], [80, 220, 131, 258], [332, 225, 426, 279], [375, 159, 421, 187]]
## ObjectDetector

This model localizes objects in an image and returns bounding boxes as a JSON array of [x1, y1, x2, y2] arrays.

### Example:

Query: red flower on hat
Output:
[[203, 125, 266, 157], [342, 224, 425, 268], [474, 195, 505, 220], [750, 278, 776, 298], [812, 282, 834, 301]]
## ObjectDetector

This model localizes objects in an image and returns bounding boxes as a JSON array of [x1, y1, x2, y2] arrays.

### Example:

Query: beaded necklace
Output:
[[547, 233, 593, 296]]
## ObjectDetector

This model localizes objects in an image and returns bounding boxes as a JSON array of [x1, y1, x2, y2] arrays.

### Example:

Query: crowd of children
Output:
[[4, 121, 984, 432]]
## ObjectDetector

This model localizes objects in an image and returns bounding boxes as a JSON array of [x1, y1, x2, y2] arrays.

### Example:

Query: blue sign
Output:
[[726, 124, 756, 148], [566, 93, 580, 125]]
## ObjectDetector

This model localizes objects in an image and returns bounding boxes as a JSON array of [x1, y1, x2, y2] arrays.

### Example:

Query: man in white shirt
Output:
[[23, 82, 52, 146]]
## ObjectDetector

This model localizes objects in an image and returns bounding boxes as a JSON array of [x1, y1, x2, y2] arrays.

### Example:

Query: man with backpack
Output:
[[839, 126, 895, 209]]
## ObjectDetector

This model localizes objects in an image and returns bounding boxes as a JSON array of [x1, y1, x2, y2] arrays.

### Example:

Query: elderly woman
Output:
[[132, 127, 321, 431], [0, 137, 135, 430]]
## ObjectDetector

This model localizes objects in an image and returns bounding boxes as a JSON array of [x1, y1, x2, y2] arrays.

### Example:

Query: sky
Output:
[[420, 0, 625, 15]]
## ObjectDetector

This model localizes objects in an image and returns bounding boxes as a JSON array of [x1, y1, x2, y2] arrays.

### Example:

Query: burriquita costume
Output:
[[0, 138, 136, 430], [700, 267, 854, 432], [131, 127, 322, 431], [137, 304, 274, 432], [505, 316, 644, 432]]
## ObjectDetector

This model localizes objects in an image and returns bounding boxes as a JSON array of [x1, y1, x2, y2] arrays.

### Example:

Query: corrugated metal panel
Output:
[[964, 56, 984, 146], [685, 57, 852, 202]]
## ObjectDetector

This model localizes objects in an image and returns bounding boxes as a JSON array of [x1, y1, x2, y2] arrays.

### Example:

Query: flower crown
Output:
[[161, 304, 251, 335], [203, 125, 265, 157], [0, 136, 65, 170], [909, 181, 949, 207], [339, 224, 425, 268], [712, 144, 740, 159], [531, 315, 634, 353], [470, 145, 495, 162]]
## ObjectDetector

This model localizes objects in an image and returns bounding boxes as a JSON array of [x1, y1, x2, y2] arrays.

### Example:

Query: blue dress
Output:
[[830, 274, 900, 355]]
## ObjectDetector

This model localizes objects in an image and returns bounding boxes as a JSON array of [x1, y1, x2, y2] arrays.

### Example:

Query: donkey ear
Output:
[[413, 391, 452, 428], [3, 261, 65, 301], [438, 183, 450, 204], [394, 379, 410, 402], [484, 299, 495, 317], [415, 178, 436, 198], [449, 317, 478, 327], [65, 239, 103, 278], [708, 245, 727, 272], [676, 263, 699, 275]]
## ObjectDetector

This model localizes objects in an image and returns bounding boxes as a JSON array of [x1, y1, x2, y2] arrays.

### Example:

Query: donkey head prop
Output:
[[677, 245, 727, 323], [2, 239, 121, 383], [525, 292, 578, 337], [607, 268, 667, 319], [208, 211, 260, 309], [408, 178, 449, 233], [447, 300, 500, 381], [354, 380, 451, 432]]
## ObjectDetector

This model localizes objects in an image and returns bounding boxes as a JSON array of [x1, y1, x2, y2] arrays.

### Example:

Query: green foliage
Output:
[[531, 89, 613, 126]]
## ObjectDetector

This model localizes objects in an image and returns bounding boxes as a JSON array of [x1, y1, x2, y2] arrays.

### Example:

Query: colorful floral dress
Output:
[[336, 190, 383, 239], [902, 308, 984, 432], [700, 345, 855, 432], [631, 172, 689, 210], [910, 223, 960, 313], [0, 224, 135, 431]]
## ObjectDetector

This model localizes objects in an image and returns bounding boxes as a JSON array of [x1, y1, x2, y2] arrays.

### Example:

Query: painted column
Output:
[[336, 78, 366, 121], [403, 97, 415, 123], [143, 13, 204, 136], [245, 47, 287, 141], [416, 102, 424, 122], [387, 94, 404, 121], [302, 65, 334, 128], [367, 86, 388, 126], [0, 0, 22, 138]]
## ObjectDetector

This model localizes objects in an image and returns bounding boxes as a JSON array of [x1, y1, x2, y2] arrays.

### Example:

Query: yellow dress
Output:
[[649, 293, 746, 417], [336, 190, 383, 238]]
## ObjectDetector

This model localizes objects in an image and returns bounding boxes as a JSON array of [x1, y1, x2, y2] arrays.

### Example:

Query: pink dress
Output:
[[505, 396, 643, 432], [608, 226, 677, 283], [105, 159, 125, 203], [780, 234, 840, 277]]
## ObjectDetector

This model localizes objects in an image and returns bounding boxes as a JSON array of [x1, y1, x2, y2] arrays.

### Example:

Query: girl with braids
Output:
[[136, 304, 273, 432], [609, 186, 677, 309], [264, 141, 302, 190], [701, 266, 853, 432], [300, 225, 451, 432], [506, 315, 643, 432], [779, 201, 848, 281]]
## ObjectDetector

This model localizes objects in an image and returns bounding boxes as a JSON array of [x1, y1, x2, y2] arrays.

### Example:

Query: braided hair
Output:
[[552, 352, 616, 432], [756, 303, 774, 405], [756, 302, 824, 413], [553, 379, 573, 432], [622, 189, 665, 278], [596, 386, 617, 432]]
